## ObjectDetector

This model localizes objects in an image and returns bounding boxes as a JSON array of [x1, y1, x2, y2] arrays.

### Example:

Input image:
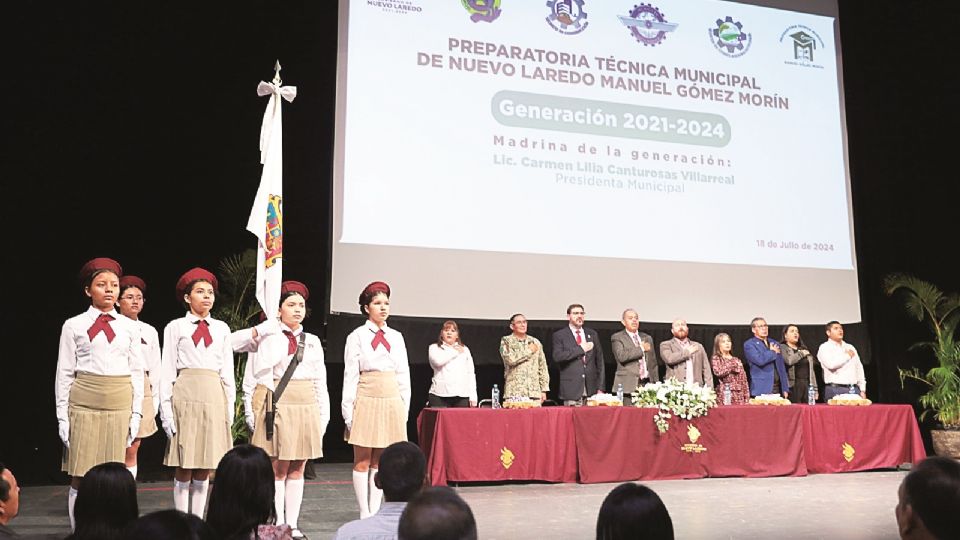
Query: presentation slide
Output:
[[332, 0, 860, 324]]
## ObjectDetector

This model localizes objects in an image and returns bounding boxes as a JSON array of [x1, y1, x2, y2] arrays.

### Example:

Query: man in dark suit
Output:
[[611, 308, 659, 393], [551, 304, 605, 405]]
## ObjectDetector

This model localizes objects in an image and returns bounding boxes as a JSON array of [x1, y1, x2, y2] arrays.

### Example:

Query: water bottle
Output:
[[807, 384, 816, 405], [723, 383, 732, 405], [848, 384, 856, 395], [491, 384, 501, 409], [616, 383, 624, 404]]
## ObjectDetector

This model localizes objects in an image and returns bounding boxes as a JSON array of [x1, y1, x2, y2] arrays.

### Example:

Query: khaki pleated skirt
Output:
[[136, 375, 158, 439], [62, 372, 133, 477], [347, 371, 407, 448], [251, 379, 324, 460], [163, 368, 232, 469]]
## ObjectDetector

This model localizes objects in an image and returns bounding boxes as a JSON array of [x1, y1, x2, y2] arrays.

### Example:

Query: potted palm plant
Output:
[[210, 249, 262, 443], [883, 273, 960, 458]]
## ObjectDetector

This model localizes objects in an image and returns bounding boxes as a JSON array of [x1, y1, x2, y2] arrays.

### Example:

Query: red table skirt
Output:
[[416, 404, 925, 486]]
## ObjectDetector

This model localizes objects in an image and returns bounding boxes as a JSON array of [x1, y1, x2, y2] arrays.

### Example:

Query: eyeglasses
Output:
[[754, 324, 768, 328], [121, 295, 144, 301]]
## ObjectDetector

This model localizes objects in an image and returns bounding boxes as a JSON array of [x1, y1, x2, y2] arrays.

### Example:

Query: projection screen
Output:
[[331, 0, 859, 324]]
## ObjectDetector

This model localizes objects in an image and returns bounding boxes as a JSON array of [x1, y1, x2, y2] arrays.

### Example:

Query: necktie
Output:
[[283, 330, 297, 355], [192, 320, 213, 347], [87, 314, 116, 343], [371, 329, 391, 352], [632, 334, 641, 347], [576, 329, 586, 366]]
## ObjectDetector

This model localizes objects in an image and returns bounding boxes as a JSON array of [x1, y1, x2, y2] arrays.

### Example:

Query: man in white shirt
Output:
[[817, 321, 867, 401], [333, 442, 426, 540]]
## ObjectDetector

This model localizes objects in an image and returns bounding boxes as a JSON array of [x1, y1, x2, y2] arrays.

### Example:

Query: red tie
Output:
[[283, 330, 297, 355], [576, 330, 586, 366], [87, 314, 116, 343], [371, 329, 391, 352], [192, 320, 213, 347]]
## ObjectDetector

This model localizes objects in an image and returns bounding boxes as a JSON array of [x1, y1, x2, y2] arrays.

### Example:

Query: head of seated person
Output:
[[69, 462, 139, 540], [377, 441, 427, 503], [596, 482, 674, 540], [206, 444, 278, 540], [122, 510, 215, 540], [896, 456, 960, 540], [0, 462, 21, 529], [398, 487, 477, 540]]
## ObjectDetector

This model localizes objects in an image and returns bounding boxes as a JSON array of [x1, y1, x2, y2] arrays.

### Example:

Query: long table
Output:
[[416, 404, 926, 486]]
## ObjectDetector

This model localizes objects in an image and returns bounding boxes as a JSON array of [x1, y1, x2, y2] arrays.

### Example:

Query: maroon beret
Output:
[[359, 281, 391, 307], [281, 280, 309, 301], [119, 275, 146, 292], [176, 267, 218, 299], [79, 258, 122, 285]]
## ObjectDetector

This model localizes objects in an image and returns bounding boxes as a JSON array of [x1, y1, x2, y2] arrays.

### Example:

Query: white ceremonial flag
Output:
[[248, 70, 296, 316]]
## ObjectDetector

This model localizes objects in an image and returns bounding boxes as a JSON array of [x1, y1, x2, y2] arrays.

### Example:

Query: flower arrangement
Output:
[[633, 378, 718, 433]]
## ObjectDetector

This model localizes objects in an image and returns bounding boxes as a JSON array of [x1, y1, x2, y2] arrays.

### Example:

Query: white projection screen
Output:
[[331, 0, 859, 324]]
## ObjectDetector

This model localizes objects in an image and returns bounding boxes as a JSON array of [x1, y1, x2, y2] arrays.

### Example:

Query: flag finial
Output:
[[273, 60, 282, 85]]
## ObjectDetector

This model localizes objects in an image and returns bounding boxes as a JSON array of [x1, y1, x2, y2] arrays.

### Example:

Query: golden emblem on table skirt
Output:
[[842, 442, 855, 463], [681, 424, 707, 454], [500, 447, 515, 469]]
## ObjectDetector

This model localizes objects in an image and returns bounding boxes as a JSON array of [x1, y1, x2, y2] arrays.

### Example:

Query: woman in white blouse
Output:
[[428, 321, 478, 407], [159, 267, 235, 518], [342, 281, 411, 518], [232, 280, 330, 538], [116, 275, 162, 481], [55, 258, 144, 530]]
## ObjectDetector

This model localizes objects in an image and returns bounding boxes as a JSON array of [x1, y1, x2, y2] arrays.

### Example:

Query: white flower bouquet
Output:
[[633, 378, 718, 433]]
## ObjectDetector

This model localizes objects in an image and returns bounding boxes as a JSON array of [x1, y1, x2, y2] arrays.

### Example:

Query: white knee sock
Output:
[[127, 465, 138, 479], [368, 468, 382, 515], [274, 480, 286, 525], [352, 470, 370, 518], [189, 479, 209, 518], [285, 478, 305, 530], [68, 487, 78, 531], [173, 480, 190, 513]]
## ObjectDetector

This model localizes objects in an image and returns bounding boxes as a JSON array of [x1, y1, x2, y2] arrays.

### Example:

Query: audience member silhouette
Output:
[[66, 462, 139, 540], [398, 487, 477, 540], [206, 444, 292, 540], [122, 510, 215, 540], [895, 456, 960, 540], [596, 482, 674, 540]]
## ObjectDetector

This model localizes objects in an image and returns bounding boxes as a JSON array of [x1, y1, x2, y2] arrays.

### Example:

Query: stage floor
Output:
[[12, 462, 905, 539]]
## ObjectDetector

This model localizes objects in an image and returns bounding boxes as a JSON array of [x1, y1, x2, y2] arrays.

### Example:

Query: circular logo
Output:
[[546, 0, 589, 35], [711, 16, 752, 57], [463, 0, 502, 23], [623, 3, 675, 47]]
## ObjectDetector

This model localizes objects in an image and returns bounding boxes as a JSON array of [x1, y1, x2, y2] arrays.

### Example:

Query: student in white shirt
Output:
[[231, 280, 330, 538], [55, 258, 144, 530], [117, 275, 162, 481], [159, 267, 235, 518], [343, 281, 411, 518], [427, 321, 477, 408]]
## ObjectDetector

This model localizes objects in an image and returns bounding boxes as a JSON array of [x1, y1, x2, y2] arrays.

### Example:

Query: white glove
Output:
[[254, 318, 280, 340], [58, 420, 70, 449], [162, 416, 177, 439], [245, 411, 256, 433], [127, 414, 142, 447]]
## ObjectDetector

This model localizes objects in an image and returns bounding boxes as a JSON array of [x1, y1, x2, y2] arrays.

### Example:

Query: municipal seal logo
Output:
[[463, 0, 501, 23], [500, 447, 515, 469], [546, 0, 588, 35], [710, 16, 752, 57], [618, 3, 678, 47]]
